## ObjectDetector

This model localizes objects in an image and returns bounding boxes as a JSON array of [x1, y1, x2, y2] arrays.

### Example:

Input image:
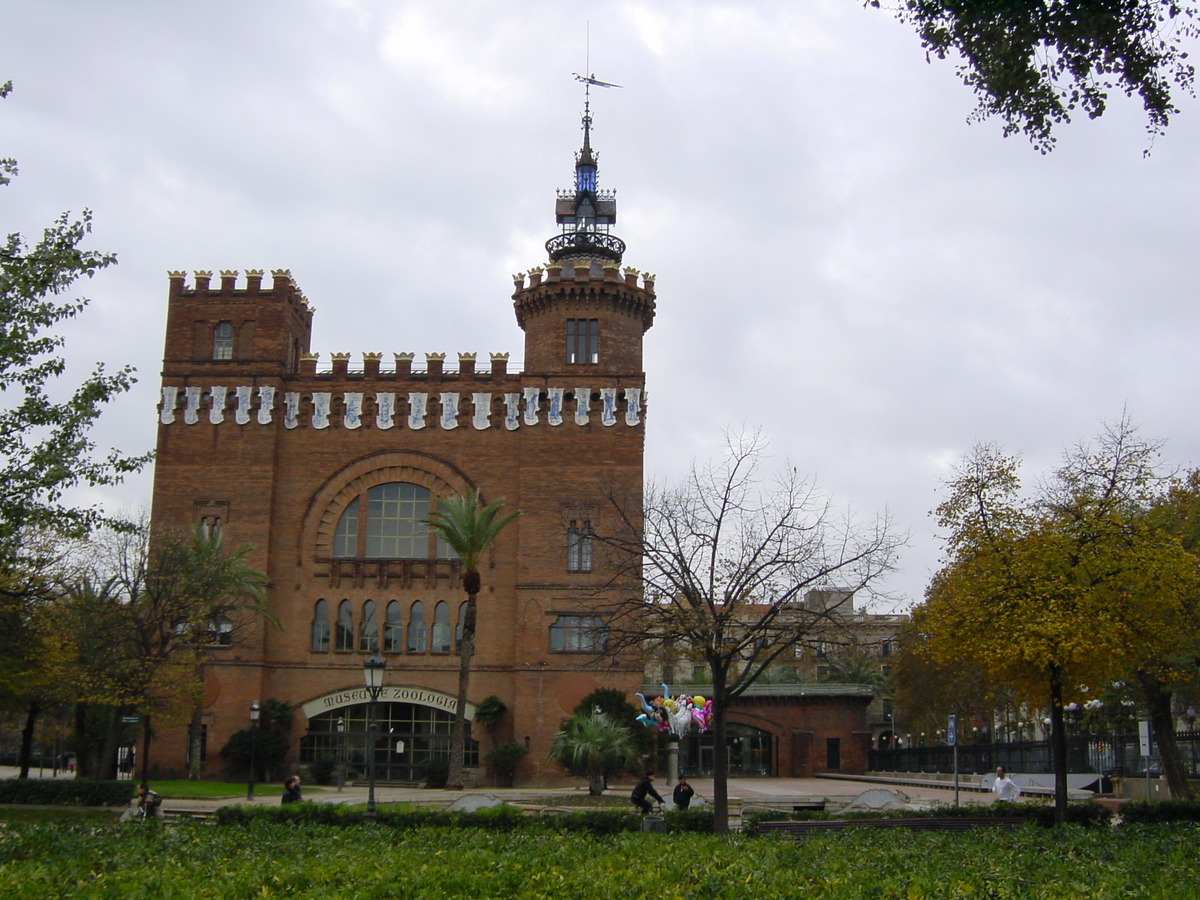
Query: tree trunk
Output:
[[139, 712, 152, 785], [1137, 670, 1193, 799], [17, 700, 40, 779], [1049, 666, 1068, 824], [97, 705, 128, 781], [446, 588, 477, 790], [188, 703, 204, 779], [710, 670, 730, 835]]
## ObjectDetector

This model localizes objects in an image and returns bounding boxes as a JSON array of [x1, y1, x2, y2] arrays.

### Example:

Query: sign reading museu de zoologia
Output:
[[301, 686, 476, 720]]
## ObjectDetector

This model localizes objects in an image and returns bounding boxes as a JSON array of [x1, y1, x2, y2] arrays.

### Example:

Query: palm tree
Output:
[[548, 711, 638, 795], [425, 489, 520, 789]]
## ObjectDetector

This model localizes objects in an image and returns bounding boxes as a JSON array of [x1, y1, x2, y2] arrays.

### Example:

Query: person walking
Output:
[[992, 766, 1021, 802], [630, 771, 663, 815], [672, 776, 696, 810], [281, 775, 303, 804]]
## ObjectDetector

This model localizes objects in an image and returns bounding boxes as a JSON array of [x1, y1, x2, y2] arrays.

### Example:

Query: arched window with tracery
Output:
[[384, 601, 403, 653], [336, 600, 354, 651], [432, 601, 451, 653], [455, 601, 468, 651], [359, 600, 378, 652], [408, 601, 426, 652], [312, 600, 330, 652]]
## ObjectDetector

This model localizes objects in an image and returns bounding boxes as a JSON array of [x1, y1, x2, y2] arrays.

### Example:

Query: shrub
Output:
[[1120, 799, 1200, 824], [0, 779, 134, 807], [423, 759, 449, 789], [662, 807, 715, 833], [309, 755, 337, 786], [483, 742, 526, 786]]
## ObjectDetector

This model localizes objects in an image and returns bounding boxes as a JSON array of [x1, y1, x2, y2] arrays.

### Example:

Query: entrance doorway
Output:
[[678, 723, 772, 777], [300, 702, 478, 783]]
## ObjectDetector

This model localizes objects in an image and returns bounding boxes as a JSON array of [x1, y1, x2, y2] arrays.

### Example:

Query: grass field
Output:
[[1, 821, 1199, 898]]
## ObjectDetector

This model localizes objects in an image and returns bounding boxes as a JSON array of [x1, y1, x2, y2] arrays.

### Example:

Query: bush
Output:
[[483, 742, 526, 786], [423, 759, 449, 789], [662, 807, 715, 833], [743, 800, 1112, 833], [309, 756, 337, 786], [0, 779, 134, 807], [1121, 799, 1200, 824]]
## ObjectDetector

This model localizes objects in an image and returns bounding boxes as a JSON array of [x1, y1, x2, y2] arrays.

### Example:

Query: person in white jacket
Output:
[[992, 766, 1021, 801]]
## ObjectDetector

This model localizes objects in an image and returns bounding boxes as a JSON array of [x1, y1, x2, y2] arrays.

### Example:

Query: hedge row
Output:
[[1120, 799, 1200, 824], [742, 800, 1113, 834], [215, 801, 716, 834], [0, 779, 134, 807], [4, 820, 1200, 899]]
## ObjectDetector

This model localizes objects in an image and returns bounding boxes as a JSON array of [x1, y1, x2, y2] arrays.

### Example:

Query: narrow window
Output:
[[359, 600, 378, 653], [455, 601, 468, 651], [549, 614, 607, 652], [213, 321, 234, 360], [384, 601, 403, 653], [565, 318, 599, 364], [407, 601, 426, 652], [432, 601, 451, 653], [336, 600, 354, 651], [567, 520, 593, 573], [311, 600, 330, 652], [333, 498, 359, 557]]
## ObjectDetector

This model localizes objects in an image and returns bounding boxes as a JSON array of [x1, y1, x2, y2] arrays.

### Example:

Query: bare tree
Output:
[[598, 430, 902, 832]]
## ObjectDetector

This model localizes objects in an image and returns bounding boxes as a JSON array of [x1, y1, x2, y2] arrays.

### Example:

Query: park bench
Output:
[[755, 816, 1026, 838]]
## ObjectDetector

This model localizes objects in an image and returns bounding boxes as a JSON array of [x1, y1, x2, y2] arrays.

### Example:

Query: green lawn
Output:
[[140, 779, 252, 799], [1, 822, 1198, 898]]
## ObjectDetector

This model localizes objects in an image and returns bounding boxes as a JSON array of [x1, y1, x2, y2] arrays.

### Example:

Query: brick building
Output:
[[148, 104, 653, 784]]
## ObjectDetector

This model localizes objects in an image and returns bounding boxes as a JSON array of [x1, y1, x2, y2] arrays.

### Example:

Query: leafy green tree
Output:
[[424, 489, 520, 790], [0, 80, 150, 774], [59, 523, 270, 779], [0, 81, 149, 552], [878, 1, 1198, 150], [921, 421, 1200, 819], [548, 711, 639, 795]]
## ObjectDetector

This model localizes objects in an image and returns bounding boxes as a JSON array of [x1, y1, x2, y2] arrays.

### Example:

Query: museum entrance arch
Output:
[[298, 687, 478, 783]]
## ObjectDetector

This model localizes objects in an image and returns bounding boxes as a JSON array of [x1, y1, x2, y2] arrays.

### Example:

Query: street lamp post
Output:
[[337, 717, 346, 792], [246, 701, 261, 801], [363, 656, 386, 822]]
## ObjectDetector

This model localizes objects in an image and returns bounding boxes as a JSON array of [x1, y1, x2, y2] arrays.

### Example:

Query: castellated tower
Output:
[[146, 106, 654, 785]]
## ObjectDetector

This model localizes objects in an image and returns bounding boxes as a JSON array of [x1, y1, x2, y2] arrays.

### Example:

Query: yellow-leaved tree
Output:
[[921, 419, 1200, 821]]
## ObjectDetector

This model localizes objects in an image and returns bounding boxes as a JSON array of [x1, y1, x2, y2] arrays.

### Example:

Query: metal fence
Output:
[[868, 730, 1200, 777]]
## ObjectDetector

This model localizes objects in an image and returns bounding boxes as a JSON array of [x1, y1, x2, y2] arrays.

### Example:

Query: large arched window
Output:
[[384, 601, 403, 653], [330, 482, 463, 559], [334, 498, 359, 557], [312, 600, 330, 652], [432, 601, 451, 654], [407, 601, 426, 652], [336, 600, 354, 651], [359, 600, 378, 653]]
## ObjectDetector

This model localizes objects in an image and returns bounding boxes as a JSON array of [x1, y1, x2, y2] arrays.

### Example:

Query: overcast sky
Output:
[[4, 1, 1199, 609]]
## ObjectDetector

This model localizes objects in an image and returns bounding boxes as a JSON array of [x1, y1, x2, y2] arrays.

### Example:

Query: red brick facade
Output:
[[148, 239, 655, 783]]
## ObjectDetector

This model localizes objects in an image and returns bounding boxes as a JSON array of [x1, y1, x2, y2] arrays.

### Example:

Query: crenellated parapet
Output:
[[276, 352, 523, 378], [158, 383, 645, 431], [167, 268, 312, 311], [511, 263, 656, 332]]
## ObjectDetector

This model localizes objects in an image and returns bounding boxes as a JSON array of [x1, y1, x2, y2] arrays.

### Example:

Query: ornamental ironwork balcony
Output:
[[545, 230, 626, 262]]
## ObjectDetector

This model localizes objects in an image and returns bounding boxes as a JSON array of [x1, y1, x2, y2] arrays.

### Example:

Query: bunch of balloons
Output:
[[634, 685, 713, 735]]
